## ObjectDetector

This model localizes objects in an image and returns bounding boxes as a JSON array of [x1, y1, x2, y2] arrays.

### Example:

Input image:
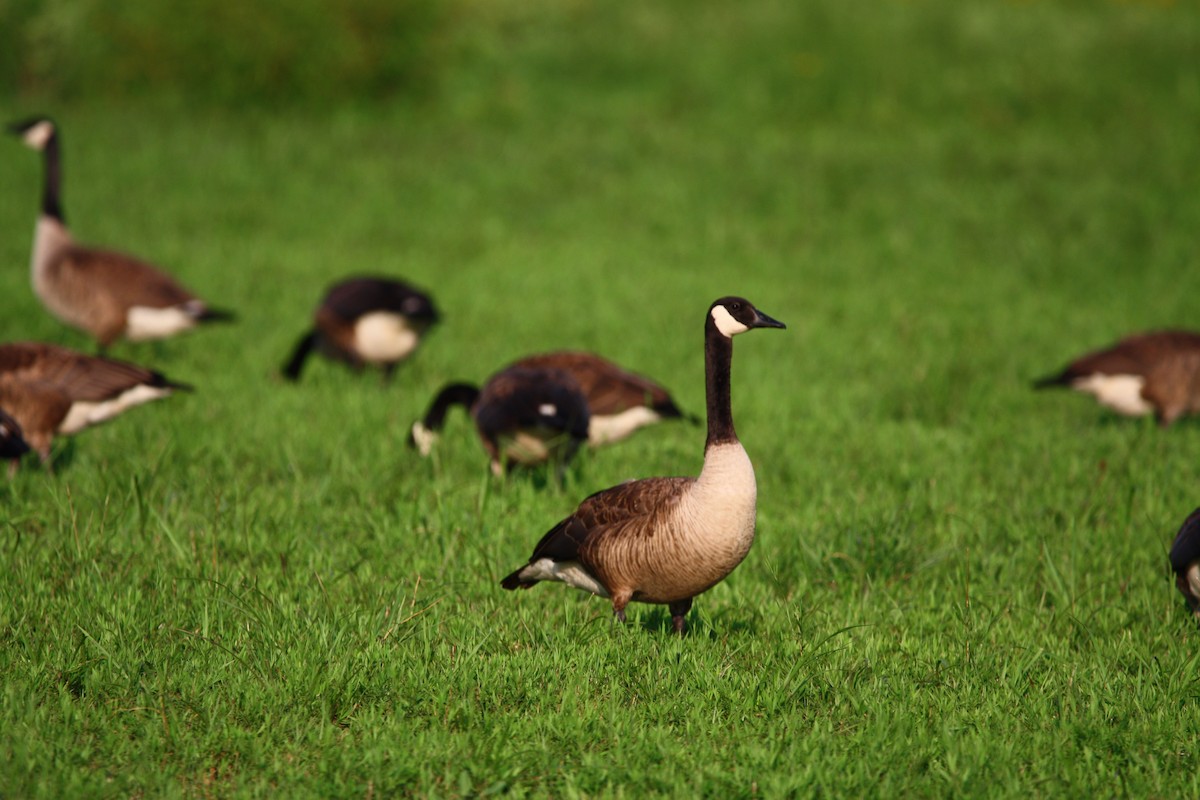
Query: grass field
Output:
[[2, 1, 1200, 796]]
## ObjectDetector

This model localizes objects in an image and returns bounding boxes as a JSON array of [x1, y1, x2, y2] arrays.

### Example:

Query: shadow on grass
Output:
[[636, 606, 760, 638]]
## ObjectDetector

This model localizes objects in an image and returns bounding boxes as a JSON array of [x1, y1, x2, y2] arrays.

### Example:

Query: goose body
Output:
[[507, 351, 691, 445], [1035, 331, 1200, 426], [412, 366, 590, 476], [500, 297, 786, 633], [1171, 508, 1200, 622], [282, 276, 439, 381], [0, 342, 190, 467], [9, 117, 232, 347]]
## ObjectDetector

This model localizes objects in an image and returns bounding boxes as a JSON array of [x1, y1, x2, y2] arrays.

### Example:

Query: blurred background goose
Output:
[[282, 276, 439, 381], [411, 365, 589, 477], [507, 351, 693, 445], [1171, 508, 1200, 622], [0, 342, 190, 470], [1035, 331, 1200, 426], [8, 116, 233, 348]]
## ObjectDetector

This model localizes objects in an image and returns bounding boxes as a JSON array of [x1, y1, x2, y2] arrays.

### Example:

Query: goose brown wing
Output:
[[0, 343, 185, 402], [528, 476, 693, 564], [65, 246, 197, 308], [515, 351, 678, 416], [1171, 508, 1200, 575], [1068, 331, 1200, 378]]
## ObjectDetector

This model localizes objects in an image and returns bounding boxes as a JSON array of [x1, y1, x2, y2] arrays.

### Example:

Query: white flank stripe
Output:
[[58, 385, 172, 434], [522, 558, 610, 597], [126, 305, 198, 341], [588, 406, 662, 445], [354, 312, 419, 362], [500, 430, 555, 464], [1074, 374, 1154, 417]]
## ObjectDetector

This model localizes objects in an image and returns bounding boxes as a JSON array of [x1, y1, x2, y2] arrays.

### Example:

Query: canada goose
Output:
[[511, 351, 693, 445], [0, 342, 190, 469], [500, 296, 786, 634], [282, 276, 439, 381], [1034, 331, 1200, 426], [8, 116, 233, 347], [0, 409, 31, 470], [1171, 508, 1200, 622], [411, 366, 590, 477]]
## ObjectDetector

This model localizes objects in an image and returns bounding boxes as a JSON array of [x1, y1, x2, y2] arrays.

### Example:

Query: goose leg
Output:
[[668, 598, 693, 634], [611, 590, 632, 624]]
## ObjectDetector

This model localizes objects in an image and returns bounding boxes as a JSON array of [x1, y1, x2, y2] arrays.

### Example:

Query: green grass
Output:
[[3, 0, 1200, 796]]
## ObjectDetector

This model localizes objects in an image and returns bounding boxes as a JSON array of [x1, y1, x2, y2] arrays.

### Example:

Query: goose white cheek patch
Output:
[[411, 421, 438, 456], [711, 305, 749, 337], [23, 121, 55, 150]]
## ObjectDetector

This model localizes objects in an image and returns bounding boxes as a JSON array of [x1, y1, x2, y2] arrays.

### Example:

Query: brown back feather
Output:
[[513, 351, 678, 416], [61, 245, 197, 309], [527, 476, 693, 564], [1062, 331, 1200, 379], [0, 342, 182, 402]]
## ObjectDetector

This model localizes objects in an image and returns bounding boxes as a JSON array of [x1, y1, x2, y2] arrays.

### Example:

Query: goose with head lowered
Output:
[[282, 276, 440, 382], [0, 342, 190, 471], [500, 296, 786, 634], [510, 351, 693, 445], [1035, 330, 1200, 427], [411, 365, 590, 478], [0, 409, 31, 470], [1170, 508, 1200, 623], [8, 116, 233, 348]]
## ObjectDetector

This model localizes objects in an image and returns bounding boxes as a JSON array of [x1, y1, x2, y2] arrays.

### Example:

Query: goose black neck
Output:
[[41, 134, 64, 222], [422, 383, 480, 430], [704, 322, 737, 448]]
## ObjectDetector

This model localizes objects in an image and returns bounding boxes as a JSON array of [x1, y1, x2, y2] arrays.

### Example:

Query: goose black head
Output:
[[708, 296, 787, 338], [399, 292, 440, 325], [0, 411, 30, 460], [7, 116, 57, 150], [1170, 508, 1200, 619]]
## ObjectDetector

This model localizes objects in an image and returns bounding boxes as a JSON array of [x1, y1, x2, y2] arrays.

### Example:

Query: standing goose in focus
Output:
[[0, 342, 190, 470], [411, 366, 590, 477], [282, 276, 439, 381], [510, 351, 693, 445], [8, 116, 233, 348], [1034, 331, 1200, 427], [1170, 508, 1200, 623], [500, 296, 786, 634]]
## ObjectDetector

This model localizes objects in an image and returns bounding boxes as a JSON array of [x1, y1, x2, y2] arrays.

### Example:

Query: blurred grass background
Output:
[[0, 0, 448, 104]]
